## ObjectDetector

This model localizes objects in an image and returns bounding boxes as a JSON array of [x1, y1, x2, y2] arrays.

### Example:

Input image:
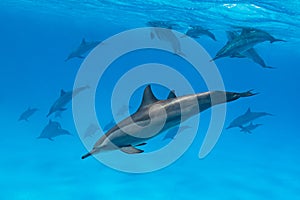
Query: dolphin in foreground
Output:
[[211, 28, 285, 62], [240, 122, 263, 134], [47, 85, 89, 117], [82, 85, 256, 159], [227, 108, 272, 129], [18, 107, 38, 122], [65, 38, 101, 61], [185, 26, 217, 41], [37, 120, 72, 141]]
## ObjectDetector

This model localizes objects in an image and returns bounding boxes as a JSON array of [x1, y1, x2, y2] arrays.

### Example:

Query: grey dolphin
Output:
[[82, 85, 256, 159], [37, 120, 72, 141], [227, 108, 272, 129], [162, 125, 191, 140], [211, 28, 285, 61], [47, 85, 89, 117], [226, 31, 274, 69], [18, 107, 38, 122], [240, 122, 263, 134], [185, 26, 217, 41], [146, 21, 178, 29], [65, 38, 101, 61]]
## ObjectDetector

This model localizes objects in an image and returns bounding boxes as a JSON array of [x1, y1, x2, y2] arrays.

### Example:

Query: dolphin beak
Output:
[[81, 152, 92, 159]]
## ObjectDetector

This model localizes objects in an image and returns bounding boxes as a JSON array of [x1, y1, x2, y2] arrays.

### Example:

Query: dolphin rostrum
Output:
[[82, 85, 256, 159], [185, 26, 217, 41], [211, 28, 285, 61], [65, 38, 101, 62], [37, 120, 72, 141], [18, 107, 38, 122], [47, 85, 89, 117], [240, 122, 263, 134], [227, 108, 272, 129]]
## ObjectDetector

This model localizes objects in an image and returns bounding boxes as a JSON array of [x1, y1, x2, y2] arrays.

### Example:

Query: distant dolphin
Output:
[[162, 125, 191, 140], [146, 21, 178, 29], [185, 26, 217, 41], [18, 107, 38, 122], [211, 28, 285, 61], [47, 85, 89, 117], [65, 38, 101, 61], [227, 108, 272, 129], [226, 31, 274, 69], [82, 85, 256, 159], [37, 120, 71, 141], [240, 122, 262, 134]]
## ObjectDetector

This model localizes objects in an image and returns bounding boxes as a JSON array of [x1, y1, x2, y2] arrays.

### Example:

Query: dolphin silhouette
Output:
[[47, 85, 89, 117], [18, 107, 38, 122], [211, 28, 285, 61], [82, 85, 256, 159], [65, 38, 101, 61], [37, 120, 72, 141], [185, 26, 217, 41], [227, 108, 272, 129]]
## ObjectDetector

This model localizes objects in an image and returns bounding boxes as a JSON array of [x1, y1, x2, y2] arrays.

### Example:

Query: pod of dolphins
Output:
[[18, 20, 281, 159]]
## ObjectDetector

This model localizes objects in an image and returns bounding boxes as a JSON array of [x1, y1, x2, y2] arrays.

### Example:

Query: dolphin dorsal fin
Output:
[[81, 38, 86, 45], [246, 108, 251, 114], [138, 85, 158, 110], [167, 90, 176, 99], [241, 28, 254, 35], [60, 89, 67, 96]]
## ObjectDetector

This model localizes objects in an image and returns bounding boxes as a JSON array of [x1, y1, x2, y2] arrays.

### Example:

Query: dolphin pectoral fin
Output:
[[77, 56, 85, 59], [48, 138, 54, 141], [59, 108, 67, 111], [136, 143, 147, 147], [121, 146, 144, 154]]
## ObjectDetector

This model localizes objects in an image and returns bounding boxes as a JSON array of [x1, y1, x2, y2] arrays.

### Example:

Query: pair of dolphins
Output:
[[82, 85, 256, 159]]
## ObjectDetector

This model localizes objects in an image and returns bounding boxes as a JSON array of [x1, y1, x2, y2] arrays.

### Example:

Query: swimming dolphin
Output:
[[47, 85, 89, 117], [81, 85, 256, 159], [227, 108, 272, 129], [225, 31, 274, 69], [211, 28, 285, 61], [18, 107, 38, 122], [37, 120, 72, 141], [65, 38, 101, 61], [162, 125, 191, 140], [185, 26, 217, 41], [83, 123, 100, 139], [146, 21, 178, 29], [240, 122, 262, 134]]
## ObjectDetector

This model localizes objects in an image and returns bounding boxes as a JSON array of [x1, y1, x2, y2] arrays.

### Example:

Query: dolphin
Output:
[[81, 85, 256, 159], [227, 108, 272, 129], [65, 38, 101, 61], [240, 122, 263, 134], [146, 21, 178, 29], [162, 125, 191, 140], [211, 28, 285, 61], [37, 120, 72, 141], [18, 107, 38, 122], [47, 85, 89, 117], [185, 26, 217, 41], [225, 31, 274, 69]]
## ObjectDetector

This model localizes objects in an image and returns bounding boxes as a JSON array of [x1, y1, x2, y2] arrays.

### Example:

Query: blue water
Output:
[[1, 0, 300, 199]]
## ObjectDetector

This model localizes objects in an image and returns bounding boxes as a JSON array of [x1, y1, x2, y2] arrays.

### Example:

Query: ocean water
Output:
[[1, 0, 300, 199]]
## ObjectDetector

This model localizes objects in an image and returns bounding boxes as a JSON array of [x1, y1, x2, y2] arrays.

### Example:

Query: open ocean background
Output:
[[0, 0, 299, 199]]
